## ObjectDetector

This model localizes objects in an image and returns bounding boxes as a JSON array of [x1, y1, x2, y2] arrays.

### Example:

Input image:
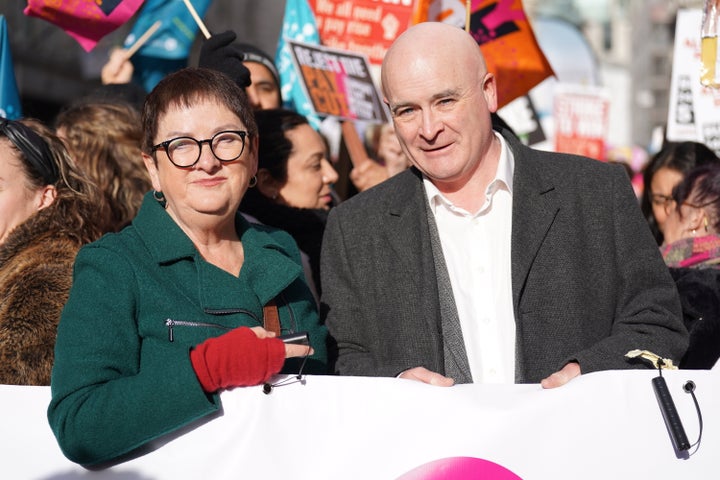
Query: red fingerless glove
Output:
[[190, 327, 285, 393]]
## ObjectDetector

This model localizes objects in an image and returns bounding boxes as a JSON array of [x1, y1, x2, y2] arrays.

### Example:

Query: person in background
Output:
[[321, 22, 687, 387], [349, 122, 411, 192], [241, 108, 339, 300], [641, 141, 720, 245], [55, 102, 152, 233], [48, 68, 327, 467], [199, 31, 282, 110], [661, 163, 720, 369], [0, 118, 104, 385]]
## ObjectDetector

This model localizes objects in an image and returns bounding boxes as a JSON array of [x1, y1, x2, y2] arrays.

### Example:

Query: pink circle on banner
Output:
[[397, 457, 522, 480]]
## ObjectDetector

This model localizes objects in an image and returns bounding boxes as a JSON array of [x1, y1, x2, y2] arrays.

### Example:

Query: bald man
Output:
[[321, 22, 687, 388]]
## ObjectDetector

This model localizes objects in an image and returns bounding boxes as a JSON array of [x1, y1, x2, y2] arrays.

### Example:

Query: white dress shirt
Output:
[[423, 132, 515, 383]]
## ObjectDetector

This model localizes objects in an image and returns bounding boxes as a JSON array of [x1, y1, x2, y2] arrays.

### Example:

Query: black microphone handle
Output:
[[652, 376, 690, 451]]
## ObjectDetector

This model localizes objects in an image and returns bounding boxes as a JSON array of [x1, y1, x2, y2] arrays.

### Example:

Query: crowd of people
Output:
[[0, 21, 716, 467]]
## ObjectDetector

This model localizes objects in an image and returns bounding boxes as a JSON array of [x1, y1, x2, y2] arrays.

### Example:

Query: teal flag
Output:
[[0, 15, 21, 120], [124, 0, 213, 92], [276, 0, 322, 129]]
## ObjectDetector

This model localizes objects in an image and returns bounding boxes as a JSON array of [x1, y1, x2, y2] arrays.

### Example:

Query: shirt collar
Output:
[[424, 130, 515, 213]]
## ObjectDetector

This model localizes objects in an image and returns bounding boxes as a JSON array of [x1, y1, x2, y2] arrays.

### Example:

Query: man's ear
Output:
[[36, 184, 57, 211], [256, 168, 280, 200], [482, 72, 498, 113]]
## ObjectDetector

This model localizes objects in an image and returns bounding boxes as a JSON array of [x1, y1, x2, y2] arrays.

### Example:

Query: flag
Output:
[[123, 0, 212, 92], [276, 0, 322, 129], [415, 0, 554, 108], [0, 15, 22, 120], [24, 0, 144, 52]]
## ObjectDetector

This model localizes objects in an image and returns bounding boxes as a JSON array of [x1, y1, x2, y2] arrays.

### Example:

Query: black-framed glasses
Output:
[[664, 198, 717, 215], [651, 193, 674, 208], [151, 130, 249, 168]]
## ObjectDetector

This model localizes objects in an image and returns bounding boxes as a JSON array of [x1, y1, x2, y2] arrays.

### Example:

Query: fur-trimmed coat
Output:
[[0, 207, 83, 385]]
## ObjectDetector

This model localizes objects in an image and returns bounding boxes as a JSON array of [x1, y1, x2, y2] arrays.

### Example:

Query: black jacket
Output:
[[670, 267, 720, 369]]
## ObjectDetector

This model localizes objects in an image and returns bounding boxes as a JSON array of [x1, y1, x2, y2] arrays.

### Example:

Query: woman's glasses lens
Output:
[[162, 130, 247, 167]]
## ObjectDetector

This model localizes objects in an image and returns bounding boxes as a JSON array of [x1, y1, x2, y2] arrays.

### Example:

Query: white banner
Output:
[[4, 368, 719, 479]]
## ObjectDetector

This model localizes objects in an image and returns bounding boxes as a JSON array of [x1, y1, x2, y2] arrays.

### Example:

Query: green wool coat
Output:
[[47, 194, 328, 466]]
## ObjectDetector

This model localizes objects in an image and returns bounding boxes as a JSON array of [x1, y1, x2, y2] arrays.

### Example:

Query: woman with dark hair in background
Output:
[[0, 118, 103, 385], [662, 163, 720, 369], [240, 108, 339, 300], [641, 141, 720, 244]]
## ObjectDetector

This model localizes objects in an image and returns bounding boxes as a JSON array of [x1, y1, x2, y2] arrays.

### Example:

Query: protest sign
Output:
[[554, 83, 610, 160], [287, 40, 386, 123], [308, 0, 415, 66]]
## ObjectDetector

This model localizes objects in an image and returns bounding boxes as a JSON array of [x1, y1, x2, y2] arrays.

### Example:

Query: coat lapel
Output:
[[384, 169, 434, 285], [508, 135, 560, 313], [382, 169, 472, 381]]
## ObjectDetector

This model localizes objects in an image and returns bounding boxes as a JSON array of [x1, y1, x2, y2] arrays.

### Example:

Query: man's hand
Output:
[[398, 366, 454, 386], [540, 362, 581, 389]]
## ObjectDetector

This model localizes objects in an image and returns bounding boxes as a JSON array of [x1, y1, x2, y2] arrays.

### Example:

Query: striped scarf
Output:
[[661, 234, 720, 269]]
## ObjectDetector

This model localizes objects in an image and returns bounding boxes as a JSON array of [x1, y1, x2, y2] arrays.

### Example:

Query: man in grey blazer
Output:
[[320, 22, 687, 387]]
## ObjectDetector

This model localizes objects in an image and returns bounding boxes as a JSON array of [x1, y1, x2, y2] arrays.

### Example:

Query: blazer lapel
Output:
[[384, 169, 434, 283], [508, 135, 560, 312], [382, 169, 472, 382]]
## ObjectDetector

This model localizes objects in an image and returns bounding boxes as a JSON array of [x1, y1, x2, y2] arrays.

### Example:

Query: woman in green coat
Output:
[[48, 67, 327, 467]]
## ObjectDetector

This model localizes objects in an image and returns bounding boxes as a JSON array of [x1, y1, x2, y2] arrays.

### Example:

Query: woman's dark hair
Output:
[[672, 163, 720, 233], [253, 108, 309, 183], [0, 118, 105, 244], [141, 67, 257, 157], [641, 141, 720, 244]]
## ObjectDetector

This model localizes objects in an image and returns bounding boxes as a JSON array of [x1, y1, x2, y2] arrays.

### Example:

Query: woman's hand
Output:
[[101, 48, 134, 85], [249, 326, 314, 359], [190, 326, 285, 392], [376, 124, 409, 176]]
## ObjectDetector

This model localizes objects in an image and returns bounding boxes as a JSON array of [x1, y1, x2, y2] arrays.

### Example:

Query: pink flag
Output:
[[24, 0, 145, 52]]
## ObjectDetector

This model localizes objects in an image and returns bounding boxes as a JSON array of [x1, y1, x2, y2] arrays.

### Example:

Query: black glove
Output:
[[199, 30, 252, 89]]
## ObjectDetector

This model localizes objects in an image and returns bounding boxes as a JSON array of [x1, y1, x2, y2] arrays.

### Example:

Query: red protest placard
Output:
[[308, 0, 416, 65], [554, 84, 610, 161]]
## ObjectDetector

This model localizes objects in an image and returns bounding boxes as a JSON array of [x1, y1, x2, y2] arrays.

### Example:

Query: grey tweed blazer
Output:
[[320, 130, 688, 383]]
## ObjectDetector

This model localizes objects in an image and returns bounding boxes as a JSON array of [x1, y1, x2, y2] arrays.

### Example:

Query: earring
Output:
[[692, 228, 697, 237], [152, 190, 167, 209], [705, 216, 710, 232], [248, 175, 257, 188]]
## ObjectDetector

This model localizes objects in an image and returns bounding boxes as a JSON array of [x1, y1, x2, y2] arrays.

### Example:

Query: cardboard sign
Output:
[[287, 39, 387, 122], [554, 83, 610, 160]]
